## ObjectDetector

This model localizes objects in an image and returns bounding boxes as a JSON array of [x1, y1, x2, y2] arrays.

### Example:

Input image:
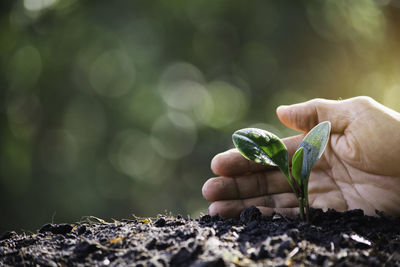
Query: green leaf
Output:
[[232, 128, 289, 179], [291, 147, 304, 187], [299, 121, 331, 189]]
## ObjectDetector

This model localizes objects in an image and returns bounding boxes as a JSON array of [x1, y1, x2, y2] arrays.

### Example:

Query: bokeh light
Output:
[[7, 45, 42, 90], [89, 50, 135, 97], [24, 0, 58, 12], [151, 112, 197, 159], [109, 130, 159, 180], [194, 81, 249, 129], [1, 0, 400, 233]]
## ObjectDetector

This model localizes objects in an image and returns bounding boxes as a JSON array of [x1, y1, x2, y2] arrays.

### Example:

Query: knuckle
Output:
[[354, 96, 375, 106], [311, 98, 325, 105], [309, 98, 327, 108]]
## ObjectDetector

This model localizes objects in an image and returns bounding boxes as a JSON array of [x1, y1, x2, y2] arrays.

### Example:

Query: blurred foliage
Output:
[[1, 0, 400, 232]]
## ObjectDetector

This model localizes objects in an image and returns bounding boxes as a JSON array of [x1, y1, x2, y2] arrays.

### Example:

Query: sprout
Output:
[[232, 121, 331, 221]]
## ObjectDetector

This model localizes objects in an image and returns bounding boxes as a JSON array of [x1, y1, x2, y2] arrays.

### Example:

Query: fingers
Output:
[[211, 135, 305, 176], [211, 148, 270, 177], [276, 98, 351, 133], [202, 170, 292, 202], [208, 193, 299, 218]]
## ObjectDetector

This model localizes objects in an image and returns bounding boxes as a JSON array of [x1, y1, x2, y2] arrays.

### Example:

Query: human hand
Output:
[[202, 96, 400, 217]]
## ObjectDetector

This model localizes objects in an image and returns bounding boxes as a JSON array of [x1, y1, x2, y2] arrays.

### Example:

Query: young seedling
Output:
[[232, 121, 331, 222]]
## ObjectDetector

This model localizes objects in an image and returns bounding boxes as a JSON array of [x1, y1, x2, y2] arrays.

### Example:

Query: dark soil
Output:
[[1, 208, 399, 266]]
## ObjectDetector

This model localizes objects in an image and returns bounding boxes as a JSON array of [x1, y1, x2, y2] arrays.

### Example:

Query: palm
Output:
[[307, 141, 366, 214], [310, 130, 400, 216]]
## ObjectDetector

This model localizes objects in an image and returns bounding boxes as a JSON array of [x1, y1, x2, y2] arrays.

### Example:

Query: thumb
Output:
[[276, 98, 350, 133]]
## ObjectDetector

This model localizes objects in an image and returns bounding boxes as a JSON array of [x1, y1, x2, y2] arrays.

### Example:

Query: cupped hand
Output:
[[202, 96, 400, 217]]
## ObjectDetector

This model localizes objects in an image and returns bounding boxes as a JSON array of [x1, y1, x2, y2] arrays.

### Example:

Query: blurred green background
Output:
[[1, 0, 400, 233]]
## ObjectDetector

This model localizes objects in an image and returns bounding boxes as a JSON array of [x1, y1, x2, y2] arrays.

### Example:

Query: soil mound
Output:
[[1, 208, 399, 266]]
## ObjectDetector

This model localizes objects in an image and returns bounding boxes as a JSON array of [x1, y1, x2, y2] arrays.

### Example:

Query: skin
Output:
[[202, 96, 400, 218]]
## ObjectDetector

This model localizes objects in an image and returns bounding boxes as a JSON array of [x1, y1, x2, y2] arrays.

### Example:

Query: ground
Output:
[[0, 207, 399, 266]]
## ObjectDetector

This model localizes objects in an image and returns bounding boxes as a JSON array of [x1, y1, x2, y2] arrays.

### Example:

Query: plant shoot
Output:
[[232, 121, 331, 221]]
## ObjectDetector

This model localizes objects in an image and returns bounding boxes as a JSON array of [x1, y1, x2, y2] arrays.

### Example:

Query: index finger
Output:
[[211, 134, 305, 176]]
